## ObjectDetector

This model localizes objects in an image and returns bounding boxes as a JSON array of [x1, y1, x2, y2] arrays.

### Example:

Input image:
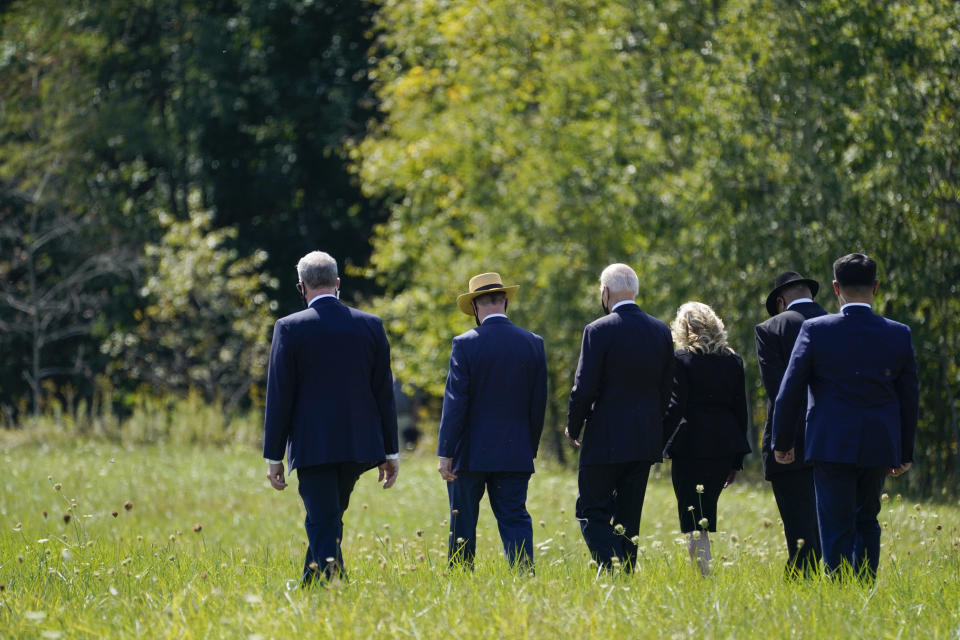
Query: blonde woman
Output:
[[663, 302, 751, 575]]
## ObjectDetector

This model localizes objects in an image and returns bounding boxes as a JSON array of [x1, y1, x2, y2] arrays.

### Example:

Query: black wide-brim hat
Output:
[[765, 271, 820, 317]]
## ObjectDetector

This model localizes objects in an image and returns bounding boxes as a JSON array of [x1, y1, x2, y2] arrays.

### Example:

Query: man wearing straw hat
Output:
[[437, 272, 548, 570]]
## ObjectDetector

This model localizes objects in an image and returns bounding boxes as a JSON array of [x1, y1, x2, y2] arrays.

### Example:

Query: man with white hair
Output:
[[263, 250, 399, 586], [566, 263, 674, 572]]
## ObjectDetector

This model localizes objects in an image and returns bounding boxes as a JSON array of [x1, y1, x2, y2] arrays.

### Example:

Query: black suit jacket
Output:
[[754, 300, 827, 478], [567, 303, 674, 465], [262, 297, 399, 471], [662, 349, 752, 467]]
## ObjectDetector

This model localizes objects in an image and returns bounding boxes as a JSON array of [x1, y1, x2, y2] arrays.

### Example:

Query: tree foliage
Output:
[[101, 192, 277, 413], [0, 1, 140, 417], [358, 0, 960, 491], [71, 0, 385, 294], [1, 0, 957, 493], [1, 0, 382, 417]]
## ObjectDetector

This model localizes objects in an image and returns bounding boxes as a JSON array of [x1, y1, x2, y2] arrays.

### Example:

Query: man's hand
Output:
[[889, 461, 912, 477], [438, 457, 457, 482], [774, 448, 795, 464], [722, 470, 738, 489], [378, 458, 400, 489], [267, 462, 287, 491], [564, 427, 581, 449]]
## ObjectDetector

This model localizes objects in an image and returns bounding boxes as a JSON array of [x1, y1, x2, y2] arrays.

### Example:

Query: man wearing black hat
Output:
[[754, 271, 827, 576]]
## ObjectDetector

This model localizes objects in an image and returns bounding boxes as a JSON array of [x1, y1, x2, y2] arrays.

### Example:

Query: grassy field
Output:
[[1, 441, 959, 639]]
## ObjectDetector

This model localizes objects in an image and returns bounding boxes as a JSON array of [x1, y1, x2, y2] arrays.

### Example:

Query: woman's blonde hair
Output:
[[671, 301, 733, 355]]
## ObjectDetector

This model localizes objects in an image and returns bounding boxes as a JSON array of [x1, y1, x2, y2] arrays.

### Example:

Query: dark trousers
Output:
[[447, 471, 533, 569], [671, 456, 735, 533], [576, 461, 651, 571], [296, 463, 366, 583], [813, 463, 886, 580], [770, 467, 822, 576]]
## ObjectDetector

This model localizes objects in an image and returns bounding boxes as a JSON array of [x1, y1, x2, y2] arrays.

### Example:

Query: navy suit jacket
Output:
[[262, 297, 399, 471], [755, 300, 828, 478], [437, 316, 547, 473], [773, 305, 919, 467], [567, 304, 674, 465]]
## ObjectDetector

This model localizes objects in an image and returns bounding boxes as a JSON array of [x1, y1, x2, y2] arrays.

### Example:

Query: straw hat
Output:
[[456, 272, 519, 315]]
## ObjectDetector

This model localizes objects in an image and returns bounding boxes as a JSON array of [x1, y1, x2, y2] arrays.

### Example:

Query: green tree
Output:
[[358, 0, 960, 490], [0, 2, 141, 418], [101, 191, 277, 413], [75, 0, 386, 305], [2, 0, 386, 416], [357, 0, 725, 458]]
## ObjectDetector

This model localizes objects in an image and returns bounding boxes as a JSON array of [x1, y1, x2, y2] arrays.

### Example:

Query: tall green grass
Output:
[[1, 442, 958, 639], [3, 390, 263, 448]]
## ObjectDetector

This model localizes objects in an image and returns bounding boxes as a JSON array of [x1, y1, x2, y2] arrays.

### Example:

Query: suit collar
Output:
[[614, 303, 641, 315], [789, 300, 823, 312], [308, 293, 337, 305], [480, 315, 511, 326], [309, 296, 340, 309], [841, 304, 873, 316], [786, 297, 814, 309]]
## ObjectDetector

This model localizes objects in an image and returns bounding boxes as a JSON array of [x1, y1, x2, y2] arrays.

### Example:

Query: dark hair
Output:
[[833, 253, 877, 288], [473, 291, 507, 307]]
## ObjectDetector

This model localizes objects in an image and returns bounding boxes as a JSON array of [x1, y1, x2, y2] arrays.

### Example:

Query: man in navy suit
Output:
[[773, 253, 918, 580], [755, 271, 827, 576], [437, 272, 547, 570], [263, 251, 399, 584], [566, 263, 674, 572]]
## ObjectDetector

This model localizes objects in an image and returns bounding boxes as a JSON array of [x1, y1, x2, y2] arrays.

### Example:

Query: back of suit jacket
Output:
[[773, 306, 919, 467], [754, 301, 828, 478], [567, 304, 674, 465], [662, 349, 752, 466], [263, 297, 399, 470], [437, 317, 548, 473]]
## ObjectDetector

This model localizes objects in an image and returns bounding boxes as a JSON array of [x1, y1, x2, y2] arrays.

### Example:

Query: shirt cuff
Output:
[[265, 458, 282, 465], [385, 453, 399, 460]]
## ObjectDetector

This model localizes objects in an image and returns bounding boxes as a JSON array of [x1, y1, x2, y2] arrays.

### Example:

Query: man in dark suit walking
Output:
[[437, 272, 548, 570], [755, 271, 827, 576], [566, 263, 674, 572], [263, 251, 399, 585], [774, 253, 918, 580]]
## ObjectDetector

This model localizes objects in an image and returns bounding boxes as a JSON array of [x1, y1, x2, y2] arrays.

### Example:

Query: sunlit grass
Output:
[[1, 442, 959, 638]]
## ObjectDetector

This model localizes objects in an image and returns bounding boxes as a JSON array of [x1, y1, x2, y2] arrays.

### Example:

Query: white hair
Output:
[[297, 251, 338, 288], [599, 263, 639, 297]]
